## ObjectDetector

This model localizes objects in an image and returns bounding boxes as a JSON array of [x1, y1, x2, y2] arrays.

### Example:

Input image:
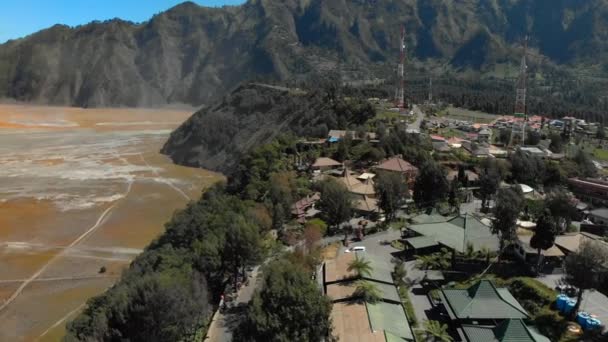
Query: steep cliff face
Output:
[[0, 0, 607, 107], [161, 83, 328, 173]]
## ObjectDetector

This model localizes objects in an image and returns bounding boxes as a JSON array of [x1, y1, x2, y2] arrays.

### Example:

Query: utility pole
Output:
[[509, 36, 528, 147]]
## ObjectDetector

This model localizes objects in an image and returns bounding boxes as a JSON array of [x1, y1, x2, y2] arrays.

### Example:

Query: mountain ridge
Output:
[[1, 0, 607, 107]]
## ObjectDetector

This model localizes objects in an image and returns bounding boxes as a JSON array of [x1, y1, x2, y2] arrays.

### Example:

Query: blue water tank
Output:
[[577, 312, 590, 328], [586, 318, 601, 330], [556, 294, 569, 311], [564, 299, 576, 314]]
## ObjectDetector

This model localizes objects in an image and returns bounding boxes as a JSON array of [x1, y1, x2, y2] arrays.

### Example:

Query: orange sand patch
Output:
[[0, 277, 115, 341], [32, 158, 65, 166], [0, 198, 107, 245], [80, 181, 190, 249], [0, 283, 20, 303], [0, 104, 196, 132], [0, 249, 59, 281], [0, 199, 55, 240]]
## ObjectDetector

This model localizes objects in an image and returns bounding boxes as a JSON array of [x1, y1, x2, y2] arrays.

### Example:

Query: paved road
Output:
[[205, 267, 260, 342], [410, 104, 426, 131]]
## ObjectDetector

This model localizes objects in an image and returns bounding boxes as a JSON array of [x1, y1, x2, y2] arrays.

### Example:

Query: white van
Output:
[[351, 246, 366, 252]]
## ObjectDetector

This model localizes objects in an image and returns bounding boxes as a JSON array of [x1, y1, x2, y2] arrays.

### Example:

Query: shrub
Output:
[[533, 308, 569, 342], [307, 218, 328, 236]]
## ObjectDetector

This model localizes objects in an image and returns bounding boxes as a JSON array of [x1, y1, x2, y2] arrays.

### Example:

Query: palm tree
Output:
[[423, 320, 453, 342], [347, 258, 373, 278], [353, 280, 382, 303]]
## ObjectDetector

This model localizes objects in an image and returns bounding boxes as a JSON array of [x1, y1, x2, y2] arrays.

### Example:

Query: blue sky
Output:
[[0, 0, 245, 43]]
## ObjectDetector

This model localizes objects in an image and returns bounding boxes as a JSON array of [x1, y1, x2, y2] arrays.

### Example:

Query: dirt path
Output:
[[139, 153, 191, 201], [0, 180, 132, 313]]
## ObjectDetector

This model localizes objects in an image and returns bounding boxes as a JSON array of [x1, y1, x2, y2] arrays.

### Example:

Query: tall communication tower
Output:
[[509, 36, 528, 147], [428, 77, 433, 104], [395, 26, 406, 109]]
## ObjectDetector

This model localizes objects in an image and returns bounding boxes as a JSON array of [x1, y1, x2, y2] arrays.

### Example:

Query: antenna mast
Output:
[[510, 36, 528, 147], [396, 25, 406, 109]]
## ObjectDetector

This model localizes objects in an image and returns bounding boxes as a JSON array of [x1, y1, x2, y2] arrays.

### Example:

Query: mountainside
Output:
[[161, 82, 376, 173], [1, 0, 608, 107], [162, 83, 312, 172]]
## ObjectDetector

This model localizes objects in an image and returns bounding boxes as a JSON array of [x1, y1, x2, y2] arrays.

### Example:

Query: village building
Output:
[[375, 156, 419, 185], [323, 252, 415, 342], [328, 130, 377, 142], [519, 146, 546, 158], [402, 214, 499, 256], [461, 319, 550, 342], [338, 170, 379, 216], [477, 128, 491, 143], [291, 192, 321, 224], [568, 178, 608, 206], [512, 235, 565, 272], [311, 157, 342, 172], [446, 169, 479, 185], [440, 280, 530, 324], [588, 207, 608, 225]]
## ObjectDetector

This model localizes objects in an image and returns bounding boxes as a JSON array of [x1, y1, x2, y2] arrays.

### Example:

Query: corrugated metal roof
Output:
[[409, 215, 499, 253], [462, 319, 550, 342], [404, 236, 439, 249], [367, 302, 414, 341], [441, 280, 529, 320]]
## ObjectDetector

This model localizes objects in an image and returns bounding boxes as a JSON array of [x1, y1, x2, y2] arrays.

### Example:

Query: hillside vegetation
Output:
[[161, 82, 374, 173]]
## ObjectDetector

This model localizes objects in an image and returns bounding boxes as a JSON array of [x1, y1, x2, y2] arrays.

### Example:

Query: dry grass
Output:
[[321, 242, 341, 260]]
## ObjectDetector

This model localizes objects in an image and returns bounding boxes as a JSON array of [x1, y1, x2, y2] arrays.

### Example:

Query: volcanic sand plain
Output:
[[0, 104, 222, 341]]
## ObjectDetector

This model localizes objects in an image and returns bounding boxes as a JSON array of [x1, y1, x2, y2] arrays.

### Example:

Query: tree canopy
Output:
[[530, 209, 558, 272], [413, 160, 449, 208], [234, 259, 333, 342], [492, 187, 524, 253], [374, 171, 408, 221], [563, 240, 608, 318], [317, 178, 352, 227]]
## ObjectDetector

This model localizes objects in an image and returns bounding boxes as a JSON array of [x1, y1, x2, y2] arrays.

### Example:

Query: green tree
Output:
[[268, 172, 297, 229], [530, 210, 558, 273], [479, 164, 501, 212], [543, 161, 565, 188], [492, 187, 524, 254], [392, 259, 407, 286], [509, 149, 545, 186], [235, 260, 333, 342], [65, 271, 210, 342], [413, 160, 449, 208], [335, 133, 353, 162], [353, 280, 382, 303], [597, 122, 605, 140], [347, 258, 373, 278], [317, 178, 352, 228], [549, 133, 563, 153], [224, 217, 263, 287], [306, 218, 328, 236], [563, 240, 608, 320], [525, 131, 541, 145], [423, 320, 453, 342], [546, 191, 577, 232], [375, 172, 408, 221], [498, 129, 511, 145], [573, 149, 598, 178]]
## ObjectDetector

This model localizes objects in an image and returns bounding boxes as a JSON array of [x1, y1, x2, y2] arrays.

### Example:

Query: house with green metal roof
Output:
[[440, 280, 529, 323], [461, 319, 550, 342], [324, 252, 416, 341], [407, 214, 499, 253]]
